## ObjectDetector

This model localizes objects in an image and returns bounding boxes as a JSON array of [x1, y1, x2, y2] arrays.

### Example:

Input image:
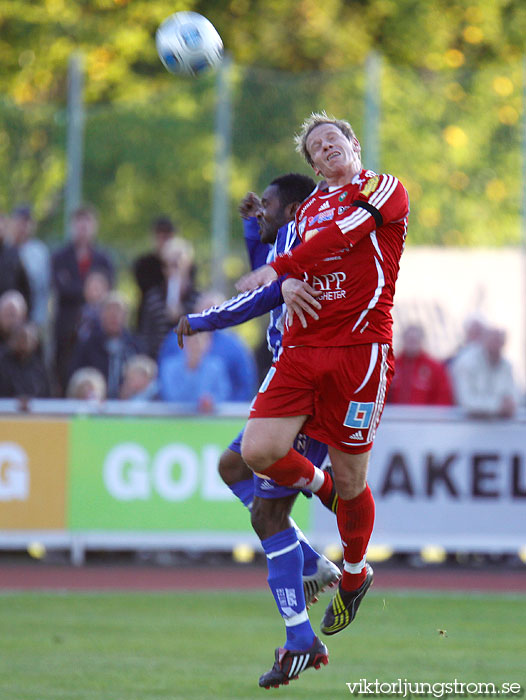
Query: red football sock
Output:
[[314, 470, 336, 508], [261, 448, 316, 489], [337, 484, 375, 592]]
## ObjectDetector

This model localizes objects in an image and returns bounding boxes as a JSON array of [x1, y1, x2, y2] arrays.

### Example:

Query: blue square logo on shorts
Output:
[[343, 401, 374, 429]]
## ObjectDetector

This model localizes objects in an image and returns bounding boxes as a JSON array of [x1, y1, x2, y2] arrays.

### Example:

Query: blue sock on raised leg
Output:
[[228, 480, 321, 578], [292, 522, 321, 576], [262, 527, 316, 651]]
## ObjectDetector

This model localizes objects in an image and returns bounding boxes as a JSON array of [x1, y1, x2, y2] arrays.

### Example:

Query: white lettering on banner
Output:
[[153, 444, 198, 501], [0, 442, 29, 501], [202, 446, 233, 500], [103, 443, 150, 500], [102, 443, 235, 502]]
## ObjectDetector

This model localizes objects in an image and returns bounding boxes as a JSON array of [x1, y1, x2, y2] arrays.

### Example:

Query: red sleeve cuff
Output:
[[270, 255, 301, 277]]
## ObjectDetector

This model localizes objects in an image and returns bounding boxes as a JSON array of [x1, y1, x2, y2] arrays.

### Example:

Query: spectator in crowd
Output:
[[0, 322, 50, 398], [66, 367, 107, 401], [161, 290, 257, 401], [388, 323, 454, 405], [119, 354, 159, 401], [52, 204, 115, 394], [158, 331, 230, 411], [0, 213, 31, 304], [76, 270, 112, 343], [132, 215, 179, 328], [450, 325, 518, 418], [68, 292, 141, 399], [139, 236, 199, 359], [10, 204, 51, 329], [0, 290, 28, 350], [447, 312, 487, 367]]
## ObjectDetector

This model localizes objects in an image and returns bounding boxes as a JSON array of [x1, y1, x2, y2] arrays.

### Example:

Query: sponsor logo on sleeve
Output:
[[360, 175, 380, 197]]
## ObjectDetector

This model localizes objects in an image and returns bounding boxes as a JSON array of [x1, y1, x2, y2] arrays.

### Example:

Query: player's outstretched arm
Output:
[[177, 280, 283, 344], [281, 278, 322, 329], [236, 264, 277, 292]]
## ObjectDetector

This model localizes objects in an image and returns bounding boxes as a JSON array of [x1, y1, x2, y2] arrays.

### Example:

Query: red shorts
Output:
[[250, 343, 394, 454]]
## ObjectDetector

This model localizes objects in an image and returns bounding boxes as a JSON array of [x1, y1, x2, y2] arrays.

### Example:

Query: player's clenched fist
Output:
[[238, 192, 262, 220]]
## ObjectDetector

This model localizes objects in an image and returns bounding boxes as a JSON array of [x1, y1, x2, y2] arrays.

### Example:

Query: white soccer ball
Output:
[[156, 11, 224, 77]]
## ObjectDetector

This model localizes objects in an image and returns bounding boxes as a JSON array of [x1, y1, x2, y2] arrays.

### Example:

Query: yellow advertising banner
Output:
[[0, 419, 69, 529]]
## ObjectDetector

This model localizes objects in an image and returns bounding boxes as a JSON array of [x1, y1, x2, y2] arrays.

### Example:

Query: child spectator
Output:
[[120, 354, 159, 401], [66, 367, 107, 401], [76, 270, 112, 342]]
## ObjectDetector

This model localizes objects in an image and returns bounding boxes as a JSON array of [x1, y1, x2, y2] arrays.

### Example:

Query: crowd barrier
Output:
[[0, 401, 524, 564]]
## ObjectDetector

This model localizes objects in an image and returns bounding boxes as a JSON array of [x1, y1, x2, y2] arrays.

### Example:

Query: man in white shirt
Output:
[[451, 326, 518, 418]]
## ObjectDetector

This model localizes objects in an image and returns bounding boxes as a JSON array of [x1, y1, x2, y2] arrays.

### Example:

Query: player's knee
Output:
[[217, 448, 252, 486], [241, 440, 286, 473], [240, 441, 266, 472], [241, 420, 293, 471], [330, 450, 370, 500]]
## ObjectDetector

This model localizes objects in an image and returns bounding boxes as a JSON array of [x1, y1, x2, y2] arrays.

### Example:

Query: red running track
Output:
[[1, 565, 526, 593]]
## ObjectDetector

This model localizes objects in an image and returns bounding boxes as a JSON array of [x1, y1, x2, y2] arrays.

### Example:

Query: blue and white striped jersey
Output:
[[187, 217, 299, 361]]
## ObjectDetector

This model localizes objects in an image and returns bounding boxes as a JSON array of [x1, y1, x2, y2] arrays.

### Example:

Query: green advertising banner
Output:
[[68, 416, 310, 532]]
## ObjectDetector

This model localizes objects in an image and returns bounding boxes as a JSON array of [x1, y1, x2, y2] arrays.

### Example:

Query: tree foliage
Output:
[[0, 0, 524, 284], [1, 0, 524, 103]]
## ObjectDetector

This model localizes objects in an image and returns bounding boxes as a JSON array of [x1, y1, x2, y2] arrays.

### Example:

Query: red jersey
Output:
[[270, 169, 409, 347]]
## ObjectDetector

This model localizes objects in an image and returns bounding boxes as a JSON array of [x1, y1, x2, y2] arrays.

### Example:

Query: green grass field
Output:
[[0, 589, 524, 700]]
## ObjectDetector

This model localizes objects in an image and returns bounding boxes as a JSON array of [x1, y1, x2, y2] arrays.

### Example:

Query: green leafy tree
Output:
[[0, 0, 524, 284]]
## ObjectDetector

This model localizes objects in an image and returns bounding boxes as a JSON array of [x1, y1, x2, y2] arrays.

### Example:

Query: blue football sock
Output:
[[291, 522, 321, 576], [262, 527, 316, 651], [298, 539, 320, 577], [228, 478, 254, 509]]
